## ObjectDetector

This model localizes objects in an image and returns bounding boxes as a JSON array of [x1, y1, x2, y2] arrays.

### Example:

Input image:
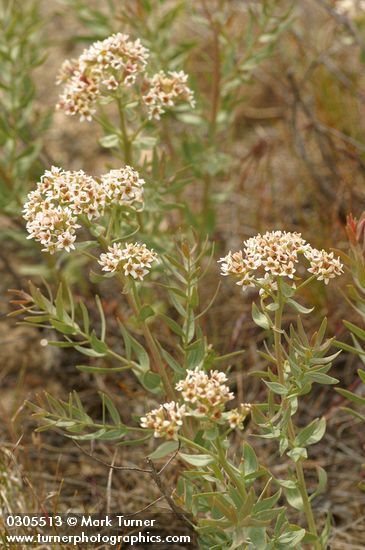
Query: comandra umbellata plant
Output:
[[218, 232, 343, 549], [10, 28, 344, 550]]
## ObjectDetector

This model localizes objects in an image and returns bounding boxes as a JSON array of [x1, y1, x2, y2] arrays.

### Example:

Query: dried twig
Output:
[[146, 456, 193, 530], [72, 440, 151, 473]]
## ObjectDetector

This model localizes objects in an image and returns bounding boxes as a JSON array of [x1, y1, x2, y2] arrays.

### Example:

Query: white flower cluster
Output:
[[140, 402, 186, 440], [98, 242, 158, 280], [305, 248, 344, 284], [141, 368, 239, 439], [141, 368, 244, 439], [227, 404, 252, 430], [176, 367, 234, 419], [57, 33, 149, 121], [24, 165, 145, 254], [143, 70, 196, 120], [24, 204, 80, 255], [219, 230, 343, 291], [335, 0, 365, 17], [56, 33, 194, 122], [101, 166, 144, 208]]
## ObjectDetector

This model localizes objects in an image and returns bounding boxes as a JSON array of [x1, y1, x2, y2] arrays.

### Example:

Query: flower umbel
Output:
[[143, 70, 195, 120], [142, 368, 237, 440], [101, 166, 144, 209], [175, 367, 234, 420], [24, 165, 146, 253], [227, 404, 252, 430], [140, 402, 186, 439], [98, 242, 158, 279], [57, 33, 149, 121], [219, 230, 343, 291], [23, 166, 104, 253]]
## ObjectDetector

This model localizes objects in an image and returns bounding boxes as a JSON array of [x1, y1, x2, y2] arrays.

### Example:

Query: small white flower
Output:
[[57, 33, 149, 122], [143, 70, 195, 120], [175, 367, 234, 419], [101, 166, 144, 209], [219, 231, 342, 289], [227, 404, 252, 430], [140, 402, 186, 439], [98, 242, 157, 279]]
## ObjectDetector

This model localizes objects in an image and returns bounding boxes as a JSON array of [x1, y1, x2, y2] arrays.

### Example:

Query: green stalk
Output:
[[117, 97, 132, 165], [215, 437, 247, 500], [179, 434, 248, 501], [128, 277, 176, 400], [273, 287, 321, 549], [116, 96, 144, 233], [82, 218, 175, 400], [274, 289, 284, 385]]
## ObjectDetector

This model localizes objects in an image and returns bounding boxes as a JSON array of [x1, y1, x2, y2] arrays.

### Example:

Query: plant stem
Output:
[[116, 96, 144, 232], [85, 222, 175, 400], [127, 277, 176, 400], [274, 290, 284, 385], [273, 289, 321, 548], [295, 458, 321, 549], [215, 437, 247, 500], [117, 97, 132, 165]]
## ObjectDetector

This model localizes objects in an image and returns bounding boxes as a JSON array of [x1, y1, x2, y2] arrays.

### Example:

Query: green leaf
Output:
[[179, 453, 214, 467], [287, 298, 314, 314], [74, 345, 105, 358], [340, 407, 365, 421], [358, 369, 365, 384], [313, 466, 327, 498], [50, 319, 76, 335], [296, 417, 326, 447], [46, 340, 75, 348], [79, 301, 90, 335], [138, 304, 155, 322], [95, 295, 106, 340], [243, 442, 258, 476], [77, 365, 130, 374], [90, 330, 108, 355], [319, 512, 332, 547], [160, 313, 184, 337], [186, 338, 205, 368], [148, 440, 179, 459], [252, 303, 270, 330], [129, 334, 150, 371], [160, 347, 184, 374], [343, 320, 365, 342], [335, 388, 365, 406], [277, 528, 306, 546], [263, 381, 288, 395], [140, 371, 161, 392], [202, 426, 219, 441], [304, 372, 338, 385], [99, 392, 121, 426], [55, 284, 65, 321], [99, 133, 119, 148], [284, 485, 303, 511], [97, 428, 129, 440], [90, 270, 113, 283], [287, 447, 307, 462], [280, 280, 295, 298]]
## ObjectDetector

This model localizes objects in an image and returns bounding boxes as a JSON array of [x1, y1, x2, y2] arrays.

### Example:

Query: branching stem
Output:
[[273, 288, 321, 548]]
